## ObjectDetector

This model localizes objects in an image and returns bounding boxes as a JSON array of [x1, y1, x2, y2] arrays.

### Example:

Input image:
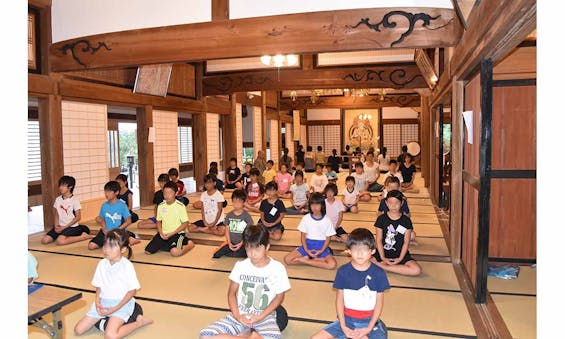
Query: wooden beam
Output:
[[203, 64, 427, 95], [167, 63, 196, 98], [29, 0, 51, 9], [38, 95, 64, 230], [63, 68, 137, 88], [39, 4, 52, 74], [261, 92, 267, 151], [451, 0, 536, 80], [212, 0, 229, 21], [235, 92, 262, 106], [307, 120, 341, 126], [280, 94, 421, 109], [136, 106, 155, 206], [414, 49, 438, 88], [450, 80, 464, 263], [28, 73, 55, 95], [50, 7, 462, 71], [57, 77, 230, 114]]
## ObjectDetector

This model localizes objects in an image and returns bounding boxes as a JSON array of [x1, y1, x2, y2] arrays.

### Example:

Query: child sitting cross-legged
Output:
[[144, 181, 195, 257], [258, 181, 286, 241], [324, 183, 348, 243], [200, 225, 291, 339], [137, 173, 169, 229], [286, 170, 310, 215], [284, 192, 338, 270], [311, 228, 389, 339], [189, 174, 226, 236], [213, 189, 254, 259], [243, 168, 265, 214]]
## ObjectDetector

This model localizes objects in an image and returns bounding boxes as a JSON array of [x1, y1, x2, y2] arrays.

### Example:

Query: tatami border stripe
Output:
[[488, 291, 536, 297], [30, 249, 461, 293], [36, 281, 477, 338]]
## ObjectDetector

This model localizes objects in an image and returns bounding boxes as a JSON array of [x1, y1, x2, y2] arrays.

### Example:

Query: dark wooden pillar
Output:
[[193, 113, 208, 187], [136, 105, 155, 207], [450, 80, 464, 263], [420, 95, 431, 187], [261, 93, 267, 151], [222, 96, 238, 169], [211, 0, 229, 21], [38, 95, 64, 230]]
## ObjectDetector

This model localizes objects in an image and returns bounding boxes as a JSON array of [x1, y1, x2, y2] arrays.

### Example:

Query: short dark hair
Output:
[[104, 229, 132, 259], [209, 166, 218, 175], [245, 162, 252, 168], [204, 174, 216, 183], [308, 192, 326, 216], [354, 161, 364, 168], [294, 170, 304, 179], [58, 175, 76, 193], [163, 181, 178, 192], [346, 228, 376, 250], [345, 175, 355, 183], [168, 168, 179, 177], [232, 188, 247, 202], [385, 189, 405, 202], [104, 180, 120, 193], [265, 181, 278, 191], [384, 176, 401, 186], [315, 163, 324, 169], [267, 160, 274, 166], [366, 151, 374, 157], [157, 173, 170, 182], [243, 224, 270, 248], [402, 145, 408, 152], [404, 153, 413, 162], [209, 161, 218, 168], [317, 146, 323, 151], [307, 146, 313, 151], [250, 168, 261, 177], [229, 157, 237, 163], [389, 159, 398, 165], [115, 174, 128, 187], [280, 163, 288, 170], [324, 183, 338, 196]]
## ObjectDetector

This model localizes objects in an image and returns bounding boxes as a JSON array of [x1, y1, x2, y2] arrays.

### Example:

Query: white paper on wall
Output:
[[148, 127, 155, 143], [462, 111, 473, 144]]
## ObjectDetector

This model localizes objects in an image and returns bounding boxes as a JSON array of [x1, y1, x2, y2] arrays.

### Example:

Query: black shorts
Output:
[[192, 220, 226, 228], [344, 204, 358, 212], [259, 222, 284, 233], [225, 183, 238, 189], [130, 211, 139, 224], [212, 243, 247, 259], [46, 225, 90, 240], [176, 196, 189, 206], [373, 251, 415, 265], [335, 227, 348, 236], [145, 232, 190, 254], [89, 229, 136, 248]]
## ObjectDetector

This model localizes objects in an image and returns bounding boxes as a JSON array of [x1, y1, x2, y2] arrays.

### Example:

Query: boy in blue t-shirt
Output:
[[88, 181, 140, 250], [312, 228, 389, 339]]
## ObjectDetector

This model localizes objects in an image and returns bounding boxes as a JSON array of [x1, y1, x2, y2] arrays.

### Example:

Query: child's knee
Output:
[[55, 237, 67, 246], [41, 236, 53, 245], [88, 243, 99, 250]]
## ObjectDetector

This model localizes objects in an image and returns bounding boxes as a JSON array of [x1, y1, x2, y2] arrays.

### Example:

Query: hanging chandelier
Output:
[[358, 113, 372, 120]]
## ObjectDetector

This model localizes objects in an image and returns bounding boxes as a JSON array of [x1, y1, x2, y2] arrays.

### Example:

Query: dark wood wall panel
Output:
[[462, 181, 479, 284], [464, 74, 481, 177], [461, 72, 482, 287], [168, 64, 196, 98], [491, 85, 536, 169], [489, 179, 536, 259]]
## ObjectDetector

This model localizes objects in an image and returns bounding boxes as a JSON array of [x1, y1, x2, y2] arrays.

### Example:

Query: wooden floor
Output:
[[28, 172, 535, 338]]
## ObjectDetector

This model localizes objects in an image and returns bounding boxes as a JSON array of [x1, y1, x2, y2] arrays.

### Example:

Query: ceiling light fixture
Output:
[[260, 54, 298, 67]]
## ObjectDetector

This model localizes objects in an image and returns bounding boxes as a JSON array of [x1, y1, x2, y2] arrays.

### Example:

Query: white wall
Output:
[[52, 0, 211, 42], [382, 107, 419, 119], [230, 0, 452, 19], [307, 108, 341, 121]]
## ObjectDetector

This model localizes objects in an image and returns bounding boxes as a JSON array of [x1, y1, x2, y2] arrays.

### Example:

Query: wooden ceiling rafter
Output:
[[50, 7, 462, 72], [280, 93, 421, 110]]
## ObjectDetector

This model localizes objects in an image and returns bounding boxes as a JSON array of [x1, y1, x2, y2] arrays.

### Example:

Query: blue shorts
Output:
[[323, 316, 387, 339], [148, 217, 157, 223], [344, 204, 358, 212], [297, 239, 331, 258], [86, 298, 135, 323]]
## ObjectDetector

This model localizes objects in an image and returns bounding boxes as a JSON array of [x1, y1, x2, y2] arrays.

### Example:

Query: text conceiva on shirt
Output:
[[229, 258, 291, 315]]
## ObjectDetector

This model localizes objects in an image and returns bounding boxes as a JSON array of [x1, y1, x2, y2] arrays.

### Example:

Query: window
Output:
[[243, 147, 254, 165], [27, 120, 41, 181], [307, 125, 341, 155], [178, 126, 193, 163], [107, 130, 119, 168]]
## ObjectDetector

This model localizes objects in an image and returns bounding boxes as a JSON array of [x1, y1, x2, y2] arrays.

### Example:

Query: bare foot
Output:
[[83, 232, 95, 240], [296, 256, 310, 264], [130, 238, 141, 246], [135, 315, 154, 328]]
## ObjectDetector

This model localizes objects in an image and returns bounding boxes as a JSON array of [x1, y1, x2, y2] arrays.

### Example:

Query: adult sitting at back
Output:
[[304, 146, 316, 172], [253, 150, 267, 175], [295, 144, 305, 167]]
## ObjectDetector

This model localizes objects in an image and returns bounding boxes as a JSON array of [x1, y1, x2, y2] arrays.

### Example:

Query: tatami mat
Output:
[[491, 295, 536, 339], [31, 251, 476, 336], [487, 265, 536, 296], [29, 236, 461, 291]]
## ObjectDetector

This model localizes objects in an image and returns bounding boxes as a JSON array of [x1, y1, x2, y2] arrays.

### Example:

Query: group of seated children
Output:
[[36, 159, 422, 338]]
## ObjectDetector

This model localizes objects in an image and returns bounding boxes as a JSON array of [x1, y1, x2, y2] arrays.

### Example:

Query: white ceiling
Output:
[[317, 50, 415, 66]]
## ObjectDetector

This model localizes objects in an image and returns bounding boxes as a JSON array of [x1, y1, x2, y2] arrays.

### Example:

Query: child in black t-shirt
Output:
[[224, 157, 242, 190], [237, 162, 252, 189], [258, 181, 286, 241], [372, 190, 422, 276], [400, 153, 417, 190], [138, 173, 169, 229]]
